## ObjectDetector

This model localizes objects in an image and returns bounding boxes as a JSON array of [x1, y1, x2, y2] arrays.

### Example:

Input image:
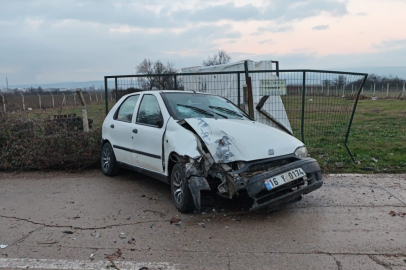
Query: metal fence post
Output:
[[174, 75, 177, 90], [74, 93, 76, 106], [301, 71, 306, 143], [344, 74, 368, 162], [237, 73, 240, 107], [20, 92, 25, 111], [114, 77, 118, 102]]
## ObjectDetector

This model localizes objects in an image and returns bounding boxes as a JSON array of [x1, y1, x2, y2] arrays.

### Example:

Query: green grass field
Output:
[[26, 98, 406, 173]]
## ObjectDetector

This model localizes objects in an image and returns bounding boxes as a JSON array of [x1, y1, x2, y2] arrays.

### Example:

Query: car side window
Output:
[[114, 95, 139, 122], [136, 95, 163, 128]]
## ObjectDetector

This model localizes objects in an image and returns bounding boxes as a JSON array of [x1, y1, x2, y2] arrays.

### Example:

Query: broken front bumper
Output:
[[243, 157, 323, 211]]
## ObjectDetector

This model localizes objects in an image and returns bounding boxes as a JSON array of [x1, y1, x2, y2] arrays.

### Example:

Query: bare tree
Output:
[[202, 50, 231, 66], [335, 75, 346, 89], [136, 59, 178, 90]]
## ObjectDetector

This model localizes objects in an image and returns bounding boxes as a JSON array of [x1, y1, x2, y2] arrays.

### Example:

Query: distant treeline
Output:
[[363, 73, 406, 89]]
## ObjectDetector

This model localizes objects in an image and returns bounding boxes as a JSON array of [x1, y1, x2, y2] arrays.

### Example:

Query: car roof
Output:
[[123, 90, 210, 96]]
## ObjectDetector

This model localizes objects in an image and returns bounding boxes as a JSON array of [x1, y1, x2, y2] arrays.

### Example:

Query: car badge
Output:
[[268, 149, 274, 155]]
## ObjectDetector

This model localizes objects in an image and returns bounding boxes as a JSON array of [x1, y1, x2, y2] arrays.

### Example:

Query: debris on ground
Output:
[[105, 249, 122, 261], [127, 238, 136, 244], [389, 211, 406, 217], [89, 254, 95, 260], [143, 209, 167, 217], [119, 232, 126, 239], [198, 222, 205, 228], [170, 217, 181, 225], [0, 245, 8, 249], [62, 230, 74, 234], [138, 267, 149, 270], [335, 162, 344, 168], [91, 231, 101, 238]]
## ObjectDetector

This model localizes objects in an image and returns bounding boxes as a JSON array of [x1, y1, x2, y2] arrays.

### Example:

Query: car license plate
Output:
[[264, 168, 306, 191]]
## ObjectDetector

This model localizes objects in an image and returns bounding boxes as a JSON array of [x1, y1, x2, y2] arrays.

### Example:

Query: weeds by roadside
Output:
[[0, 113, 100, 171]]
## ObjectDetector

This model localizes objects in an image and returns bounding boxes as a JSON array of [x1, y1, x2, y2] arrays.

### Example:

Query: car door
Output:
[[132, 94, 166, 173], [108, 94, 140, 165]]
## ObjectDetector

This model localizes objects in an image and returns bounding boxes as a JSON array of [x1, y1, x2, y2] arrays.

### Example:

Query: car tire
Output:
[[101, 142, 120, 176], [171, 163, 196, 213]]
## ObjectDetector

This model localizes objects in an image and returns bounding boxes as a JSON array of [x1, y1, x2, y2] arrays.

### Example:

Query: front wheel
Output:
[[171, 163, 196, 213], [101, 142, 120, 176]]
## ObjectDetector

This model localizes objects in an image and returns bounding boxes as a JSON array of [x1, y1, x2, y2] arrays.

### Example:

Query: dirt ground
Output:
[[0, 170, 405, 270]]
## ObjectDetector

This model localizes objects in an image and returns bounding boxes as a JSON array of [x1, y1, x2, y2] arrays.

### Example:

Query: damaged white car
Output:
[[101, 91, 323, 213]]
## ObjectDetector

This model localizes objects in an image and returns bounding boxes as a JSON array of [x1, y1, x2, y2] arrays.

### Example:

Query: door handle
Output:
[[110, 124, 114, 128], [132, 129, 138, 134]]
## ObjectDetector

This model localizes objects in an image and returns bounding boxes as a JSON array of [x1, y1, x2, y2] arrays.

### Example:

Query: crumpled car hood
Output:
[[183, 118, 303, 163]]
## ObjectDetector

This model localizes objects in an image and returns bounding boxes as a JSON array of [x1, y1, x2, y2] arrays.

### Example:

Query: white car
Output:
[[101, 90, 323, 213]]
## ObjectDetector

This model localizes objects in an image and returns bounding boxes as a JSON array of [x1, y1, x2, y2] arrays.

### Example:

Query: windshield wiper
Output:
[[177, 104, 228, 119], [209, 106, 243, 117]]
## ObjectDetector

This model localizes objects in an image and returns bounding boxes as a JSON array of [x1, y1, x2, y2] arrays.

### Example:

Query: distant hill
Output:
[[1, 80, 106, 90], [1, 66, 404, 90], [342, 66, 406, 79]]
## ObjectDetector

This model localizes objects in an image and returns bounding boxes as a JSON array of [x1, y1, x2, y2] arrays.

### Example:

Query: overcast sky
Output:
[[1, 0, 406, 84]]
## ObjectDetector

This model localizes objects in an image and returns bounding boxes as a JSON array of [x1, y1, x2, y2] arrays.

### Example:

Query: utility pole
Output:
[[6, 77, 9, 92]]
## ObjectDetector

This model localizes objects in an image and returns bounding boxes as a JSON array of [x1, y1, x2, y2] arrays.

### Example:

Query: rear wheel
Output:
[[101, 142, 120, 176], [171, 163, 196, 213]]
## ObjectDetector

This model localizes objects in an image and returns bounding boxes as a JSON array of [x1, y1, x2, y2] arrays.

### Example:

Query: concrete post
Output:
[[386, 83, 389, 98], [76, 88, 89, 133], [20, 92, 25, 111], [37, 93, 41, 109], [0, 93, 5, 112], [50, 93, 55, 108], [62, 93, 66, 106]]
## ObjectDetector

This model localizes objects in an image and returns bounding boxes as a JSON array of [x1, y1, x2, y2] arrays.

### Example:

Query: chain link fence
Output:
[[0, 92, 112, 112], [105, 69, 368, 163]]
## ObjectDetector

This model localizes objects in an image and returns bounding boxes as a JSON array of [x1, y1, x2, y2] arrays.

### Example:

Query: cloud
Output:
[[172, 3, 261, 22], [259, 39, 274, 44], [264, 0, 348, 21], [312, 24, 329, 30], [374, 38, 406, 49], [252, 25, 293, 35]]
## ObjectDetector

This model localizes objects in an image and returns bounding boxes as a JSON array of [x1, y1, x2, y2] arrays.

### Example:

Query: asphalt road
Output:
[[0, 170, 405, 270]]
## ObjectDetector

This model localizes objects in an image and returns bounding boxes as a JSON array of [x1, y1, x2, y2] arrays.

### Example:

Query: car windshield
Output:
[[162, 92, 250, 120]]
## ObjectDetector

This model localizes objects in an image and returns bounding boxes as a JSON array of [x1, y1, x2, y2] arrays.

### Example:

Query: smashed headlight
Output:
[[294, 146, 308, 158]]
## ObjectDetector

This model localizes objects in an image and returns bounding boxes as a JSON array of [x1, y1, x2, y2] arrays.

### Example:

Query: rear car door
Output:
[[132, 94, 166, 173], [108, 95, 140, 165]]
